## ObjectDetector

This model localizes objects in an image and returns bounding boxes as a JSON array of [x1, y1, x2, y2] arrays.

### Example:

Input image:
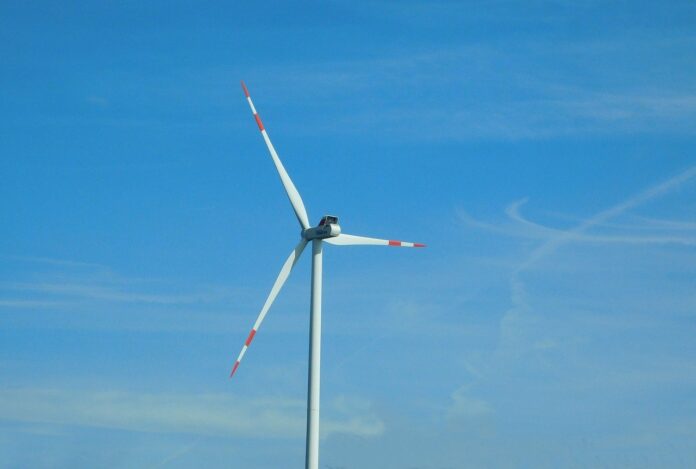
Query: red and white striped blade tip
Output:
[[389, 240, 427, 247], [229, 328, 257, 378]]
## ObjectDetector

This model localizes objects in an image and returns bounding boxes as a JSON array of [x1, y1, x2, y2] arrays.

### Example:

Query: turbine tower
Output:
[[232, 81, 425, 469]]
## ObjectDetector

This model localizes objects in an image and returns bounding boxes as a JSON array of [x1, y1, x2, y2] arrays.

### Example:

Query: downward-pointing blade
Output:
[[324, 233, 426, 248], [230, 239, 308, 377], [241, 81, 311, 230]]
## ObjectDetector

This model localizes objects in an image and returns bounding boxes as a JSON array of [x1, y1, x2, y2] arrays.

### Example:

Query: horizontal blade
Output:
[[324, 233, 426, 248], [241, 81, 311, 230], [230, 239, 308, 377]]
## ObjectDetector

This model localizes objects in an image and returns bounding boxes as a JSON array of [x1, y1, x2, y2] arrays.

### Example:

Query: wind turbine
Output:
[[232, 81, 425, 469]]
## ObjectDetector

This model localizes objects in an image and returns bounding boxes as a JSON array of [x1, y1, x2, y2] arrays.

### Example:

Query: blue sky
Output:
[[2, 1, 696, 467]]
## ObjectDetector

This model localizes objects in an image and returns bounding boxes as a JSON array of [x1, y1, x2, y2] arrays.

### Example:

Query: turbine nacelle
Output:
[[302, 215, 341, 240]]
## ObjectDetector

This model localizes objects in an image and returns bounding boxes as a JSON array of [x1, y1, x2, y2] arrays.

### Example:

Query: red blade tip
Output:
[[414, 243, 426, 248], [245, 329, 256, 346], [241, 81, 250, 98], [254, 114, 265, 131], [230, 361, 240, 378]]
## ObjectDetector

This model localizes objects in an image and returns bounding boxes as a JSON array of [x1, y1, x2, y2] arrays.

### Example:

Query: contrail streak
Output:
[[517, 165, 696, 272]]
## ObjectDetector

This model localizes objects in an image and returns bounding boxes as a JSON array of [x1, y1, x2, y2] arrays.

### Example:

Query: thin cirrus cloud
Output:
[[495, 164, 696, 348], [245, 37, 696, 141], [460, 164, 696, 390], [2, 281, 206, 305], [519, 165, 696, 271], [447, 385, 493, 420], [505, 198, 696, 246], [0, 263, 254, 333], [47, 35, 695, 142], [457, 165, 696, 264], [0, 263, 242, 307], [0, 388, 384, 440]]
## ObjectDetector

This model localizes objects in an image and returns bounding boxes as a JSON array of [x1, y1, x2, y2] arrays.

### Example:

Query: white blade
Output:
[[241, 81, 311, 230], [325, 233, 426, 248], [230, 238, 308, 377]]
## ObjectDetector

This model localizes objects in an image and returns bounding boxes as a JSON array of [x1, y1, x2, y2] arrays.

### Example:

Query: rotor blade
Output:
[[241, 81, 311, 230], [324, 233, 426, 248], [230, 239, 308, 377]]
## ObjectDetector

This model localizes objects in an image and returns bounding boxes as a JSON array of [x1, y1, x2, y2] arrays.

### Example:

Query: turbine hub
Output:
[[302, 215, 341, 240]]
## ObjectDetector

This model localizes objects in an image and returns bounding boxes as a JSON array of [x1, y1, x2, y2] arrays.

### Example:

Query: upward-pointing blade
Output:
[[230, 239, 308, 377], [241, 81, 311, 230]]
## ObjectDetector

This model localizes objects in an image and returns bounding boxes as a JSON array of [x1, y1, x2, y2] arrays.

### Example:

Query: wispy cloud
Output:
[[508, 198, 696, 246], [151, 437, 202, 469], [1, 281, 214, 305], [4, 256, 109, 270], [518, 165, 696, 271], [0, 388, 384, 440], [250, 35, 696, 141], [1, 255, 242, 307], [476, 165, 696, 373], [447, 385, 493, 419], [632, 216, 696, 231], [0, 299, 72, 309], [0, 260, 252, 334], [457, 166, 696, 261]]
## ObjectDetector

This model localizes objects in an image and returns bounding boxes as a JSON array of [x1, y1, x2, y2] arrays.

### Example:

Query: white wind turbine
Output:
[[232, 81, 425, 469]]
